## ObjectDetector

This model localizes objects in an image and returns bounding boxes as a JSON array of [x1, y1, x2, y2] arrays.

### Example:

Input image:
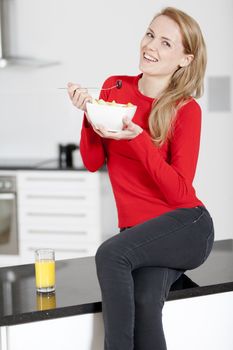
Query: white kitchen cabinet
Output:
[[0, 169, 119, 267], [100, 170, 119, 240], [17, 171, 102, 264], [2, 292, 233, 350], [163, 291, 233, 349], [2, 314, 104, 350], [20, 241, 99, 263]]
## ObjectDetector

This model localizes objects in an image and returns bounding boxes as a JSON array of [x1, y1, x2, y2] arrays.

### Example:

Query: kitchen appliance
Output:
[[0, 176, 18, 254], [58, 143, 78, 169], [0, 0, 59, 68]]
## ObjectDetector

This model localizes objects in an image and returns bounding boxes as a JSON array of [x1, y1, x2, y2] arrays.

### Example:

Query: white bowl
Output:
[[86, 101, 137, 132]]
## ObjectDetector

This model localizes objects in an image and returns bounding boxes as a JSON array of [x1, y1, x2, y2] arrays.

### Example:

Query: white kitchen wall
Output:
[[0, 0, 232, 239]]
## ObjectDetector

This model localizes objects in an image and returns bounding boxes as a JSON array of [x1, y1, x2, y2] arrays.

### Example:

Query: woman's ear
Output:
[[180, 54, 194, 68]]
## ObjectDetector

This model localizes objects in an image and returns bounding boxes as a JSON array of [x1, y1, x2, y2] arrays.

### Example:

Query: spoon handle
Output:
[[58, 79, 122, 91]]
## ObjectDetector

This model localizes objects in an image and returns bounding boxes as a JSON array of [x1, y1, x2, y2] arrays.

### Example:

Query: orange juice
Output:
[[35, 260, 55, 291]]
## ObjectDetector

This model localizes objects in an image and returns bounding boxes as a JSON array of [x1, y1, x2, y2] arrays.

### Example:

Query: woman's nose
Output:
[[146, 37, 159, 51]]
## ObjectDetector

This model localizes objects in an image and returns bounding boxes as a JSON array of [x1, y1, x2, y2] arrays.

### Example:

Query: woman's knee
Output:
[[95, 236, 129, 269], [95, 238, 109, 266], [95, 237, 118, 267]]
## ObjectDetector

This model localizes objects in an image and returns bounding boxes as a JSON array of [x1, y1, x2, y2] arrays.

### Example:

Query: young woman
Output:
[[67, 7, 214, 350]]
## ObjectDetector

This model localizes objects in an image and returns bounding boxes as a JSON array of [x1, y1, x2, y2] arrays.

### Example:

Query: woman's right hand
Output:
[[67, 82, 93, 115]]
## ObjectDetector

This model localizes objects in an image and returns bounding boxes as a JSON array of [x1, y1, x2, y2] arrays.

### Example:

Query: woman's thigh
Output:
[[96, 206, 214, 271]]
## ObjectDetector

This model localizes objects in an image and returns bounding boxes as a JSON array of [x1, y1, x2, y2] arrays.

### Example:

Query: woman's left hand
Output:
[[93, 116, 143, 140]]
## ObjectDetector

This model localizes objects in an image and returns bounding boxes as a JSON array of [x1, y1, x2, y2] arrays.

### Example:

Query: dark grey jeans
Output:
[[95, 205, 215, 350]]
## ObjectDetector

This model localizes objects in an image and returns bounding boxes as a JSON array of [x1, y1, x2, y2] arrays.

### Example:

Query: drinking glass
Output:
[[35, 249, 55, 293]]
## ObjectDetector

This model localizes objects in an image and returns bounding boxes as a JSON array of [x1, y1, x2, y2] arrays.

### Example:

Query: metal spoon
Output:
[[58, 79, 122, 92]]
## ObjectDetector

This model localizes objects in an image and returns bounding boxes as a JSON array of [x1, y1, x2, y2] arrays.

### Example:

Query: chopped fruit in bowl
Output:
[[86, 99, 137, 132]]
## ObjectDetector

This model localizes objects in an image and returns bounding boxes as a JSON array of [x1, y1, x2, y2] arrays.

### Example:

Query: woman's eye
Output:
[[163, 41, 171, 47], [146, 32, 153, 38]]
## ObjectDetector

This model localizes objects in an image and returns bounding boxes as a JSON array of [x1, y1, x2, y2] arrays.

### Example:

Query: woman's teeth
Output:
[[143, 53, 158, 62]]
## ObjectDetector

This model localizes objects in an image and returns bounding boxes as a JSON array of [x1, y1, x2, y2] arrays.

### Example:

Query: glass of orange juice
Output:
[[35, 249, 56, 293]]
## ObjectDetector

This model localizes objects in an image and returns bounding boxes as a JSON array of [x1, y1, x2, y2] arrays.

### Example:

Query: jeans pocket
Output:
[[192, 206, 206, 223]]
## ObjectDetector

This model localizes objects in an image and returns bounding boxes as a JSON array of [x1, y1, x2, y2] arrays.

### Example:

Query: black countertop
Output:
[[0, 158, 86, 171], [0, 158, 109, 172], [0, 239, 233, 327]]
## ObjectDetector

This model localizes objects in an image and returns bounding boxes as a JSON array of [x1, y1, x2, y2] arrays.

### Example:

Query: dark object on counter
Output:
[[0, 176, 18, 254], [58, 143, 78, 169]]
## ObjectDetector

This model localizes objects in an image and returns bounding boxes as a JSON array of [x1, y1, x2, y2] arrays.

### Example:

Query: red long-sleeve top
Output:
[[80, 73, 204, 228]]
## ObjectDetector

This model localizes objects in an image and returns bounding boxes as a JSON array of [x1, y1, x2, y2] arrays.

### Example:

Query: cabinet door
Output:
[[17, 171, 99, 191], [18, 187, 98, 211], [18, 207, 101, 244], [19, 223, 100, 245], [6, 313, 104, 350], [100, 172, 118, 240], [20, 240, 99, 263], [163, 291, 233, 350], [17, 171, 102, 262]]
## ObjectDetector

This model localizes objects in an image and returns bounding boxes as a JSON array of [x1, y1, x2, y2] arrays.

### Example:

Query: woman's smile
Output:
[[143, 52, 158, 63]]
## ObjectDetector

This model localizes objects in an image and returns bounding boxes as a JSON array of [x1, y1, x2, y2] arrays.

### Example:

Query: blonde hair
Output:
[[147, 7, 207, 146]]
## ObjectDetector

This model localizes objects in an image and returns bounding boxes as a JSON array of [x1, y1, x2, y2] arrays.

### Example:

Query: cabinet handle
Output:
[[25, 177, 86, 183], [26, 212, 87, 217], [0, 193, 15, 199], [26, 195, 87, 200], [28, 247, 90, 253], [28, 229, 88, 235]]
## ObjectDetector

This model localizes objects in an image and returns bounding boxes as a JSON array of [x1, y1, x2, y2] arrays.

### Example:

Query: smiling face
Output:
[[139, 15, 193, 79]]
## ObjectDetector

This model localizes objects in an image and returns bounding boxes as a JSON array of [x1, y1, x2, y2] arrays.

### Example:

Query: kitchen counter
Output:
[[0, 239, 233, 327], [0, 158, 106, 171], [0, 158, 87, 171]]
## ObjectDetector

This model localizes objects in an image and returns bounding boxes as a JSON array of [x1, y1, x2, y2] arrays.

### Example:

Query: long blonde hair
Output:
[[148, 7, 207, 146]]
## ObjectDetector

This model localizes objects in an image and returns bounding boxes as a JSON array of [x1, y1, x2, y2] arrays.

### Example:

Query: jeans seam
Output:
[[192, 211, 205, 223], [200, 228, 214, 263], [124, 212, 206, 261], [160, 268, 169, 302]]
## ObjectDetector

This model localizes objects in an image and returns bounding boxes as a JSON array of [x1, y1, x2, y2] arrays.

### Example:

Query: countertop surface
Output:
[[0, 158, 87, 171], [0, 239, 233, 327]]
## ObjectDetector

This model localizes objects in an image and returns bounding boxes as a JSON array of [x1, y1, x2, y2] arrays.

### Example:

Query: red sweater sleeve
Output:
[[126, 99, 202, 205], [79, 76, 114, 172]]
